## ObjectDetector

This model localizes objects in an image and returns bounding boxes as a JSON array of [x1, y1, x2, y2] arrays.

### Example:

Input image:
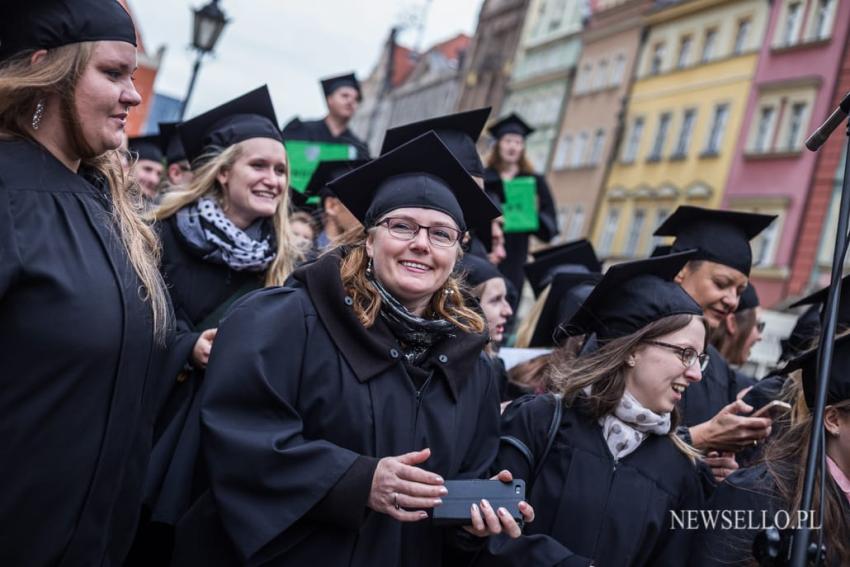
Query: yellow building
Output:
[[591, 0, 768, 260]]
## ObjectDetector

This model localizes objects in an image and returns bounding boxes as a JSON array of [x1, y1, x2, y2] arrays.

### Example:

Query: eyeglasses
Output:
[[377, 217, 463, 248], [756, 320, 766, 333], [644, 340, 710, 371]]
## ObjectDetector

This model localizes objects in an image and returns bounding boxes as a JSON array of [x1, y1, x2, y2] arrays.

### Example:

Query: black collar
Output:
[[293, 249, 488, 399]]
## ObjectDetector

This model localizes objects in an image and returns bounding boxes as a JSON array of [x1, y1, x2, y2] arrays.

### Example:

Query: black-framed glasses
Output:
[[644, 340, 709, 371], [377, 217, 463, 248], [756, 320, 766, 333]]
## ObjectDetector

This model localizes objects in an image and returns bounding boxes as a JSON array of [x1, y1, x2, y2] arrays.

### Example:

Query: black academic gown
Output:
[[679, 344, 751, 427], [690, 463, 849, 567], [475, 394, 704, 567], [171, 250, 501, 566], [484, 168, 558, 303], [129, 217, 265, 564], [283, 117, 370, 159], [0, 138, 167, 566]]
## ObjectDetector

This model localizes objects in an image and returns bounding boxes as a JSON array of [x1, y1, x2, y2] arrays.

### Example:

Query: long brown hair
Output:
[[151, 142, 297, 286], [761, 374, 850, 564], [549, 314, 708, 462], [485, 139, 536, 175], [338, 235, 485, 334], [0, 43, 169, 341]]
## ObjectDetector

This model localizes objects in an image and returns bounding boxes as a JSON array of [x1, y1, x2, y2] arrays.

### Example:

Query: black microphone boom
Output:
[[805, 91, 850, 151]]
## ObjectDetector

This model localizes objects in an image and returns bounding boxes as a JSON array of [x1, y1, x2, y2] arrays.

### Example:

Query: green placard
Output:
[[285, 140, 356, 192], [502, 176, 539, 233]]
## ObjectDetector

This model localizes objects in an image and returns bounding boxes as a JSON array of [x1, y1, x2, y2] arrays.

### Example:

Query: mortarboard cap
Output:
[[653, 206, 776, 276], [780, 305, 821, 363], [488, 112, 535, 140], [304, 159, 369, 202], [178, 85, 282, 166], [381, 108, 491, 177], [158, 122, 186, 165], [524, 239, 602, 297], [128, 134, 165, 163], [784, 333, 850, 409], [651, 244, 673, 258], [789, 274, 850, 326], [563, 251, 703, 341], [458, 254, 504, 289], [289, 185, 316, 215], [327, 131, 500, 233], [735, 283, 760, 313], [530, 271, 602, 348], [0, 0, 136, 62], [321, 72, 362, 101]]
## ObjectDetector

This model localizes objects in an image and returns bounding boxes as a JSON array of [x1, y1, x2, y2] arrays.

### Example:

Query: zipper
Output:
[[588, 428, 618, 560]]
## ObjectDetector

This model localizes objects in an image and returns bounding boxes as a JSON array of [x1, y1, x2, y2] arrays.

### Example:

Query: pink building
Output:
[[721, 0, 849, 307]]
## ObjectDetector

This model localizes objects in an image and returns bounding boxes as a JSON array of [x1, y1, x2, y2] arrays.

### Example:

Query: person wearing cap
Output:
[[159, 121, 194, 189], [282, 71, 369, 159], [484, 112, 559, 305], [653, 206, 776, 468], [131, 86, 300, 564], [128, 133, 165, 203], [305, 158, 369, 250], [691, 335, 850, 566], [381, 108, 505, 262], [170, 132, 533, 566], [475, 252, 707, 566], [0, 1, 172, 564], [710, 283, 764, 368]]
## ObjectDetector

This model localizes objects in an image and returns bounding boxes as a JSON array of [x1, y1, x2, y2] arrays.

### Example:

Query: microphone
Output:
[[805, 91, 850, 151]]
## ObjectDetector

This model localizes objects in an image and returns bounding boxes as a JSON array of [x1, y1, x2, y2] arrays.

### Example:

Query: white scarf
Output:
[[598, 390, 671, 461]]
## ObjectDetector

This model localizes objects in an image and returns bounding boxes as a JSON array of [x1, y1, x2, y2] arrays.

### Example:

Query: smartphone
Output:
[[431, 479, 526, 527], [751, 400, 791, 419]]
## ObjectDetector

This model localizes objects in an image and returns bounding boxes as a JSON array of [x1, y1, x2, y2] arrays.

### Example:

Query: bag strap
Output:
[[191, 278, 262, 333], [498, 393, 563, 489]]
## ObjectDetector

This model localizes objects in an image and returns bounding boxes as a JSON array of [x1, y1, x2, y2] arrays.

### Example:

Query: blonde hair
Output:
[[338, 235, 485, 335], [0, 43, 169, 341], [549, 314, 708, 463], [151, 141, 297, 286]]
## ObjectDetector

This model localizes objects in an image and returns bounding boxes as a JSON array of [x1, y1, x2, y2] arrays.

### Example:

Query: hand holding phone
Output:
[[750, 400, 791, 420]]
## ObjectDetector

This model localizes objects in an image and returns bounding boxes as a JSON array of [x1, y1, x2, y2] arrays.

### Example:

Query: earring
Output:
[[31, 100, 45, 130], [366, 258, 373, 275], [443, 287, 455, 296], [627, 358, 636, 367]]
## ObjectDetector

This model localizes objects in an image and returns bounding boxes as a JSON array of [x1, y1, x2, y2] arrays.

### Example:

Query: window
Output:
[[593, 60, 609, 90], [734, 19, 752, 54], [782, 2, 803, 45], [784, 102, 807, 150], [589, 129, 606, 165], [701, 29, 717, 62], [673, 109, 697, 157], [577, 63, 593, 93], [677, 36, 692, 69], [567, 205, 585, 240], [553, 134, 572, 170], [811, 0, 835, 40], [649, 113, 671, 160], [650, 43, 665, 75], [599, 208, 621, 255], [610, 54, 626, 86], [651, 208, 671, 249], [752, 219, 780, 267], [622, 117, 644, 162], [753, 106, 776, 152], [624, 209, 646, 257], [704, 104, 729, 154], [571, 132, 589, 167]]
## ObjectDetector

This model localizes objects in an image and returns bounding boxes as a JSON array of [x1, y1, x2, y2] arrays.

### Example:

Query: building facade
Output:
[[499, 0, 585, 170], [120, 0, 163, 136], [721, 0, 849, 307], [455, 0, 531, 116], [546, 0, 650, 243], [591, 0, 768, 260]]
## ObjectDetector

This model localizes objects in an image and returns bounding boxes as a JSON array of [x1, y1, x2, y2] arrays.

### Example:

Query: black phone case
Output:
[[431, 479, 526, 527]]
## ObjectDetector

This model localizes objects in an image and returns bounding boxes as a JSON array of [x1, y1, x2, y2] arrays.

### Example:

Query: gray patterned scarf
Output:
[[369, 274, 456, 366], [595, 389, 671, 461], [175, 197, 275, 272]]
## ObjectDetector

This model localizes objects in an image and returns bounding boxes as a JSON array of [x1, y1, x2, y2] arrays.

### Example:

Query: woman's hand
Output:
[[689, 400, 772, 452], [464, 470, 534, 538], [705, 451, 738, 483], [368, 448, 447, 522], [191, 328, 218, 369]]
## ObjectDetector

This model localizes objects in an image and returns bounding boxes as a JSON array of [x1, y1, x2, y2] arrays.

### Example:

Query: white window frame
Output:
[[650, 42, 665, 75], [673, 109, 697, 157], [599, 208, 621, 256], [752, 105, 777, 153], [622, 116, 644, 162], [567, 205, 585, 240], [704, 103, 729, 154], [624, 209, 646, 257], [701, 28, 718, 63], [589, 129, 606, 165], [649, 112, 672, 160], [677, 35, 692, 69], [734, 18, 752, 55]]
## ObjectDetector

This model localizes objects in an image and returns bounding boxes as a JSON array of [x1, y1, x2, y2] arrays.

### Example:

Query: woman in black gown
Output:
[[477, 252, 708, 566], [171, 132, 533, 566], [0, 2, 170, 564]]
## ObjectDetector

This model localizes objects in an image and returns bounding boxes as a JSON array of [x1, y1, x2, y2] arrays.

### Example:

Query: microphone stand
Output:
[[783, 94, 850, 567]]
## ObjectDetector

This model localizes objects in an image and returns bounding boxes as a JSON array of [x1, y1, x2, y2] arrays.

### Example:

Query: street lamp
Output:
[[179, 0, 230, 119]]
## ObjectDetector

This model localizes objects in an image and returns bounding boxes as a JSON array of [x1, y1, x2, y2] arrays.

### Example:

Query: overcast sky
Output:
[[132, 0, 483, 126]]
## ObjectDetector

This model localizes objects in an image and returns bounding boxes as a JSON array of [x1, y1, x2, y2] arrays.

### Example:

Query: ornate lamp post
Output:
[[179, 0, 229, 119]]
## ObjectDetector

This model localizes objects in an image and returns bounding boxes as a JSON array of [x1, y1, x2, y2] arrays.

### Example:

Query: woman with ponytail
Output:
[[0, 2, 170, 564]]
